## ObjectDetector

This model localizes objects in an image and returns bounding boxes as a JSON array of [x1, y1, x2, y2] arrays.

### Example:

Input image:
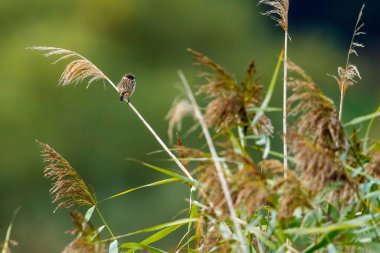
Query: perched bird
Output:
[[117, 73, 136, 102]]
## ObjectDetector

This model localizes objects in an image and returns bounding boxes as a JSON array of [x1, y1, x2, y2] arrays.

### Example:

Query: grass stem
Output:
[[95, 206, 116, 240], [104, 78, 195, 182], [283, 30, 288, 178], [178, 70, 248, 253]]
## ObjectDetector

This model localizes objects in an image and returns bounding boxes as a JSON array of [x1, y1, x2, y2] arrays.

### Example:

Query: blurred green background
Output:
[[0, 0, 379, 252]]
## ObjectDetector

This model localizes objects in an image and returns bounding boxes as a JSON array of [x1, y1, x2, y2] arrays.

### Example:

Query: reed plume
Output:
[[188, 49, 272, 135], [287, 62, 348, 193], [331, 4, 365, 120], [30, 46, 194, 182], [166, 98, 195, 144], [258, 0, 289, 177], [29, 47, 113, 88], [38, 141, 96, 211]]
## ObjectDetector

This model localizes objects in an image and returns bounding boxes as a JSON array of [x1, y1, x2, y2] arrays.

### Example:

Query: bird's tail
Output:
[[120, 95, 124, 101]]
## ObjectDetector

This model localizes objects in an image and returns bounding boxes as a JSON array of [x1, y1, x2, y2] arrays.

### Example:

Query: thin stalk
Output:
[[178, 71, 248, 253], [104, 78, 194, 182], [339, 89, 344, 120], [339, 4, 365, 120], [1, 207, 20, 253], [283, 30, 288, 178], [95, 206, 116, 240]]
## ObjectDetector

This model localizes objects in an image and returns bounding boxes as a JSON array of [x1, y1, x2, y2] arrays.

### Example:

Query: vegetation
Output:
[[2, 1, 379, 253]]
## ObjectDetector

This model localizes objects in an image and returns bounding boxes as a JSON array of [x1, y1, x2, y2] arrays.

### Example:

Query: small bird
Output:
[[117, 73, 136, 102]]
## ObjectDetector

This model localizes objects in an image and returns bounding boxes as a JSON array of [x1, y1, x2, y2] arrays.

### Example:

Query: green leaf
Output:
[[344, 111, 380, 127], [285, 214, 376, 235], [119, 242, 167, 253], [141, 224, 182, 245], [105, 178, 178, 200], [113, 218, 198, 240], [177, 235, 198, 252], [142, 162, 196, 186], [252, 50, 284, 126], [1, 207, 20, 253], [303, 231, 339, 253], [364, 106, 380, 150]]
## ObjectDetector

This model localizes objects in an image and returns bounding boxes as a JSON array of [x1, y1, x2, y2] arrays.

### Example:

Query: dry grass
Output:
[[38, 141, 96, 211]]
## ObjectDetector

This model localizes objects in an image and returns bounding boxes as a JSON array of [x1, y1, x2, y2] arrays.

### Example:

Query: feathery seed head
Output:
[[258, 0, 289, 31], [29, 46, 109, 88], [38, 141, 96, 211], [166, 98, 195, 143]]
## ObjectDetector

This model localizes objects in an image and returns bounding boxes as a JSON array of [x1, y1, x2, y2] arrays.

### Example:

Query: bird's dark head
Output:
[[124, 73, 136, 80]]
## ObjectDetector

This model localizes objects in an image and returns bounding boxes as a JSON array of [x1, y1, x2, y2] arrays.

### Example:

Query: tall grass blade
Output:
[[1, 208, 20, 253], [120, 242, 167, 253], [344, 111, 380, 127], [252, 50, 284, 126], [104, 178, 179, 200]]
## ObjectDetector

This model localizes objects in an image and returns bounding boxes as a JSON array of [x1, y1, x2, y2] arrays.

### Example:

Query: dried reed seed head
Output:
[[231, 167, 271, 215], [174, 145, 207, 159], [189, 48, 273, 135], [274, 172, 313, 220], [204, 95, 242, 130], [259, 159, 286, 176], [332, 4, 365, 94], [287, 61, 347, 150], [199, 224, 232, 253], [62, 239, 108, 253], [188, 48, 238, 97], [260, 159, 312, 220], [188, 48, 237, 95], [197, 164, 227, 216], [30, 46, 109, 88], [38, 141, 96, 211], [166, 99, 195, 143], [258, 0, 289, 31], [288, 133, 346, 193]]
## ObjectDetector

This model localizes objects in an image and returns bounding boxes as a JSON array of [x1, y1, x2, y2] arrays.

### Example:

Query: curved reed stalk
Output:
[[30, 46, 194, 182], [178, 71, 248, 253], [258, 0, 289, 178], [332, 4, 365, 120]]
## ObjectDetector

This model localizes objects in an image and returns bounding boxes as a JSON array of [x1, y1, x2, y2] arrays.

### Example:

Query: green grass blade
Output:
[[141, 224, 182, 245], [344, 111, 380, 127], [112, 218, 198, 240], [303, 231, 339, 253], [142, 162, 196, 186], [104, 178, 178, 200], [364, 106, 380, 150], [120, 242, 167, 253], [285, 214, 375, 235], [1, 207, 20, 253], [177, 235, 198, 252], [252, 50, 284, 126]]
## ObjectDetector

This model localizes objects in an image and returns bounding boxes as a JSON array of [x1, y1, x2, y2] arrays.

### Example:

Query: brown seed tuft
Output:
[[166, 99, 195, 143], [30, 46, 109, 88], [189, 49, 272, 135], [258, 0, 289, 31], [38, 141, 96, 211]]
